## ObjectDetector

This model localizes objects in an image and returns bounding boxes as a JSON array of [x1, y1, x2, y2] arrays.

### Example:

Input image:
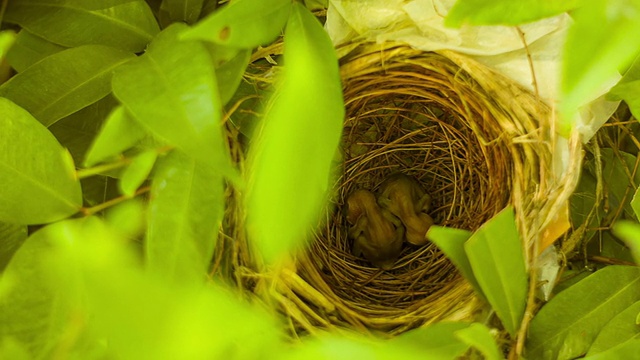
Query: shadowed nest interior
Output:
[[219, 41, 583, 337]]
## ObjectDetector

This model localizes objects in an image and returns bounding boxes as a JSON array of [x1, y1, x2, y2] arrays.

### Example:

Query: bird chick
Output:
[[377, 173, 434, 246], [345, 189, 404, 270]]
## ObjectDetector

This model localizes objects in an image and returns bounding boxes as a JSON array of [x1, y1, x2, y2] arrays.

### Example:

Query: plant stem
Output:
[[80, 186, 150, 216], [76, 158, 131, 179]]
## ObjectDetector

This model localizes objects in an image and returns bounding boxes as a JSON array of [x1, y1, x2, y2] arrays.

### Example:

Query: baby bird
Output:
[[377, 173, 434, 246], [345, 189, 404, 270]]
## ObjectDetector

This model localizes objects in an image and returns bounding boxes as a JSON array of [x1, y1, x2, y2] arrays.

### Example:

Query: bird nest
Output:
[[219, 42, 582, 337]]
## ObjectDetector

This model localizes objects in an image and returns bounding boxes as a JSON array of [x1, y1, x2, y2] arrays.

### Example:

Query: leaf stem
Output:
[[80, 186, 150, 216], [76, 158, 132, 179]]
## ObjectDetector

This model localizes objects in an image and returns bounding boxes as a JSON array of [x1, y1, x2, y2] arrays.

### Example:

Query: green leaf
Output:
[[464, 206, 527, 336], [632, 186, 640, 220], [146, 152, 224, 283], [160, 0, 205, 24], [588, 300, 640, 355], [119, 150, 157, 197], [6, 30, 66, 72], [591, 148, 640, 220], [455, 323, 502, 360], [0, 222, 27, 271], [526, 266, 640, 360], [49, 95, 119, 165], [445, 0, 580, 27], [427, 226, 483, 297], [560, 0, 640, 134], [112, 24, 233, 176], [385, 322, 471, 359], [4, 0, 160, 53], [0, 219, 100, 359], [0, 45, 135, 127], [608, 55, 640, 120], [612, 221, 640, 265], [583, 339, 640, 360], [246, 4, 344, 265], [0, 98, 82, 224], [84, 106, 147, 166], [181, 0, 291, 48], [570, 170, 603, 244], [215, 48, 251, 105]]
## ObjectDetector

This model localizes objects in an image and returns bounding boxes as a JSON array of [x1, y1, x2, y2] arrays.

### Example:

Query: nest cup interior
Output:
[[299, 48, 513, 332]]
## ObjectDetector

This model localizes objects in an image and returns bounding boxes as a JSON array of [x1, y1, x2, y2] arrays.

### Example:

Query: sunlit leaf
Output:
[[0, 219, 102, 359], [560, 0, 640, 134], [49, 95, 119, 164], [0, 45, 135, 127], [84, 106, 147, 167], [385, 322, 471, 359], [583, 339, 640, 360], [104, 199, 146, 239], [146, 152, 224, 283], [181, 0, 291, 48], [587, 300, 640, 355], [6, 30, 66, 72], [4, 0, 159, 53], [43, 217, 282, 360], [160, 0, 205, 24], [246, 4, 344, 265], [112, 24, 233, 177], [119, 150, 157, 197], [445, 0, 579, 27], [0, 222, 27, 271], [427, 226, 482, 297], [455, 323, 502, 360], [0, 98, 82, 224], [527, 266, 640, 360], [612, 221, 640, 265], [608, 54, 640, 120], [464, 207, 527, 336]]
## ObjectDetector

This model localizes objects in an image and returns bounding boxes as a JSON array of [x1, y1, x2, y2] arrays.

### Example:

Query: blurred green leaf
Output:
[[0, 219, 102, 359], [84, 106, 147, 167], [0, 98, 82, 224], [583, 339, 640, 360], [119, 150, 157, 197], [112, 24, 233, 177], [181, 0, 291, 48], [386, 322, 471, 359], [6, 30, 66, 73], [246, 4, 344, 265], [445, 0, 579, 27], [216, 48, 251, 105], [4, 0, 159, 53], [0, 222, 27, 271], [146, 152, 224, 283], [587, 300, 640, 355], [49, 95, 119, 165], [527, 265, 640, 360], [0, 338, 31, 360], [427, 226, 482, 297], [464, 206, 526, 336], [612, 221, 640, 265], [104, 199, 146, 239], [160, 0, 205, 24], [560, 0, 640, 134], [608, 54, 640, 119], [454, 323, 502, 360], [0, 45, 135, 127]]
